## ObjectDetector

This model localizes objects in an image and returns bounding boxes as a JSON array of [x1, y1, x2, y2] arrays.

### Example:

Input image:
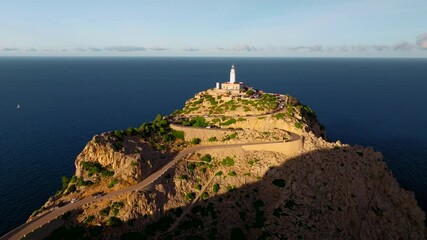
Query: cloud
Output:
[[215, 44, 263, 52], [3, 47, 20, 51], [74, 48, 87, 52], [232, 44, 262, 52], [26, 48, 37, 52], [104, 46, 146, 52], [183, 47, 199, 52], [149, 47, 168, 51], [350, 45, 370, 52], [287, 45, 323, 52], [392, 42, 414, 51], [372, 45, 390, 51], [88, 47, 102, 52], [416, 33, 427, 49]]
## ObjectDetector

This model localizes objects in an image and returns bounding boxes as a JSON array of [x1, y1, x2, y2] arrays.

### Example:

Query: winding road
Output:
[[1, 133, 302, 240]]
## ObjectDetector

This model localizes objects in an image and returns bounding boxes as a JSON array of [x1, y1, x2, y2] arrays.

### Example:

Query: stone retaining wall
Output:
[[241, 134, 303, 155], [170, 124, 232, 142]]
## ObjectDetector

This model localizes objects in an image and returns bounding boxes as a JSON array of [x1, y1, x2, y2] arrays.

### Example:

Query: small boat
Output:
[[17, 104, 20, 109]]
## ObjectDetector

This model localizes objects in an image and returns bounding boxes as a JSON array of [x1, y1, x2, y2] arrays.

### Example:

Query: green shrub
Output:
[[221, 157, 235, 166], [294, 122, 302, 129], [220, 118, 237, 126], [189, 117, 209, 128], [185, 192, 196, 201], [126, 127, 138, 135], [171, 109, 183, 116], [84, 215, 95, 223], [201, 192, 209, 200], [179, 175, 188, 180], [82, 161, 113, 176], [101, 170, 115, 177], [187, 163, 197, 171], [113, 130, 124, 140], [172, 130, 185, 140], [301, 105, 317, 119], [112, 201, 124, 209], [212, 118, 221, 123], [108, 178, 119, 188], [76, 178, 93, 186], [112, 208, 119, 216], [215, 171, 223, 176], [274, 113, 285, 119], [191, 138, 201, 145], [208, 137, 217, 142], [69, 175, 77, 184], [61, 176, 69, 192], [195, 184, 202, 191], [226, 185, 236, 192], [228, 171, 237, 176], [66, 184, 76, 193], [248, 159, 259, 166], [201, 154, 212, 163], [213, 184, 220, 193], [99, 206, 111, 217], [237, 117, 246, 122], [107, 216, 122, 227], [222, 133, 237, 141], [30, 206, 46, 217], [138, 114, 171, 139]]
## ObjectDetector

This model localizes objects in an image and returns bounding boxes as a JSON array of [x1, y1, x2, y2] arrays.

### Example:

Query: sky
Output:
[[0, 0, 426, 57]]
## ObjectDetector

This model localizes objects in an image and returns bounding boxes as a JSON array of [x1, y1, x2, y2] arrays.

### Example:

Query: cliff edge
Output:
[[24, 87, 425, 240]]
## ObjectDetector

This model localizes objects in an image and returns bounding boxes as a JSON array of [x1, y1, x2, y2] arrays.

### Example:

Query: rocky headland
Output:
[[22, 86, 425, 240]]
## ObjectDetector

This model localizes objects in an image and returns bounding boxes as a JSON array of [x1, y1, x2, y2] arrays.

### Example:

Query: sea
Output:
[[0, 57, 426, 234]]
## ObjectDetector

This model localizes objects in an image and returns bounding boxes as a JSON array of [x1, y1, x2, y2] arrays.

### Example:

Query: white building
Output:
[[219, 64, 245, 92]]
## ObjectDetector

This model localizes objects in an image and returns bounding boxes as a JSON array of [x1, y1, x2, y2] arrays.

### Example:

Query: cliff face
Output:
[[75, 133, 142, 184], [33, 88, 425, 240], [74, 133, 176, 185], [71, 134, 425, 240]]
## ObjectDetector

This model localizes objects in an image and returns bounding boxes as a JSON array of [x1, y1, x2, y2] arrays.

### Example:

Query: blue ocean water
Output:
[[0, 57, 426, 234]]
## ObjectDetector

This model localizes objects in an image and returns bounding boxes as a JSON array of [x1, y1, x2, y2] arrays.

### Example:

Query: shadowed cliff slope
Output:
[[43, 146, 425, 240]]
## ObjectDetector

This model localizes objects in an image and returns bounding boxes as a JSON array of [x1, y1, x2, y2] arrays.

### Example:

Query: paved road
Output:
[[1, 138, 303, 240]]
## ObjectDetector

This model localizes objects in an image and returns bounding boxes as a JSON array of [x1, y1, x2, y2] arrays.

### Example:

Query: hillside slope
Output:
[[25, 88, 425, 240]]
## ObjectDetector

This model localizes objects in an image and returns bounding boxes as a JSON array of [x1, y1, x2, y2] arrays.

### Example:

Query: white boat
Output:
[[17, 104, 20, 109]]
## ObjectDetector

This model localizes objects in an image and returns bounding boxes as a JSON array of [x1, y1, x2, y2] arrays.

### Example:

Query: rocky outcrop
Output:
[[75, 133, 142, 183], [33, 88, 425, 240], [75, 133, 174, 184]]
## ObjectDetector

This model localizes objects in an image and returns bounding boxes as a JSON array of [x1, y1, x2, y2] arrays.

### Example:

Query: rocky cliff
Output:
[[30, 88, 425, 240]]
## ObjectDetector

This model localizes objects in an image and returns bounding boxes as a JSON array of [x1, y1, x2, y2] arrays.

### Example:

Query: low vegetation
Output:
[[191, 138, 201, 145], [222, 133, 237, 141], [221, 157, 235, 166], [107, 178, 119, 188], [81, 161, 114, 177]]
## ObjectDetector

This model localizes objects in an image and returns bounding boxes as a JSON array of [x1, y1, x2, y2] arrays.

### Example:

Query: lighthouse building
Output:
[[216, 64, 245, 93]]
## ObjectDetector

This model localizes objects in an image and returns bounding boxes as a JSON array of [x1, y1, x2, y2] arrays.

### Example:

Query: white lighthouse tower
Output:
[[229, 64, 236, 83]]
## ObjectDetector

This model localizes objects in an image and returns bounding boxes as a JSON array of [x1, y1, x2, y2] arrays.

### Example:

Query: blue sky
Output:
[[1, 0, 426, 57]]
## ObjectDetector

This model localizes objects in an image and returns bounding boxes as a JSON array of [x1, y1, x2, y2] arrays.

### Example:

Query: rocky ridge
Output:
[[29, 88, 425, 240]]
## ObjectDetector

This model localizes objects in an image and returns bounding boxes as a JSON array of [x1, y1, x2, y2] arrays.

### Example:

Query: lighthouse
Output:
[[230, 64, 236, 83], [214, 64, 246, 94]]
